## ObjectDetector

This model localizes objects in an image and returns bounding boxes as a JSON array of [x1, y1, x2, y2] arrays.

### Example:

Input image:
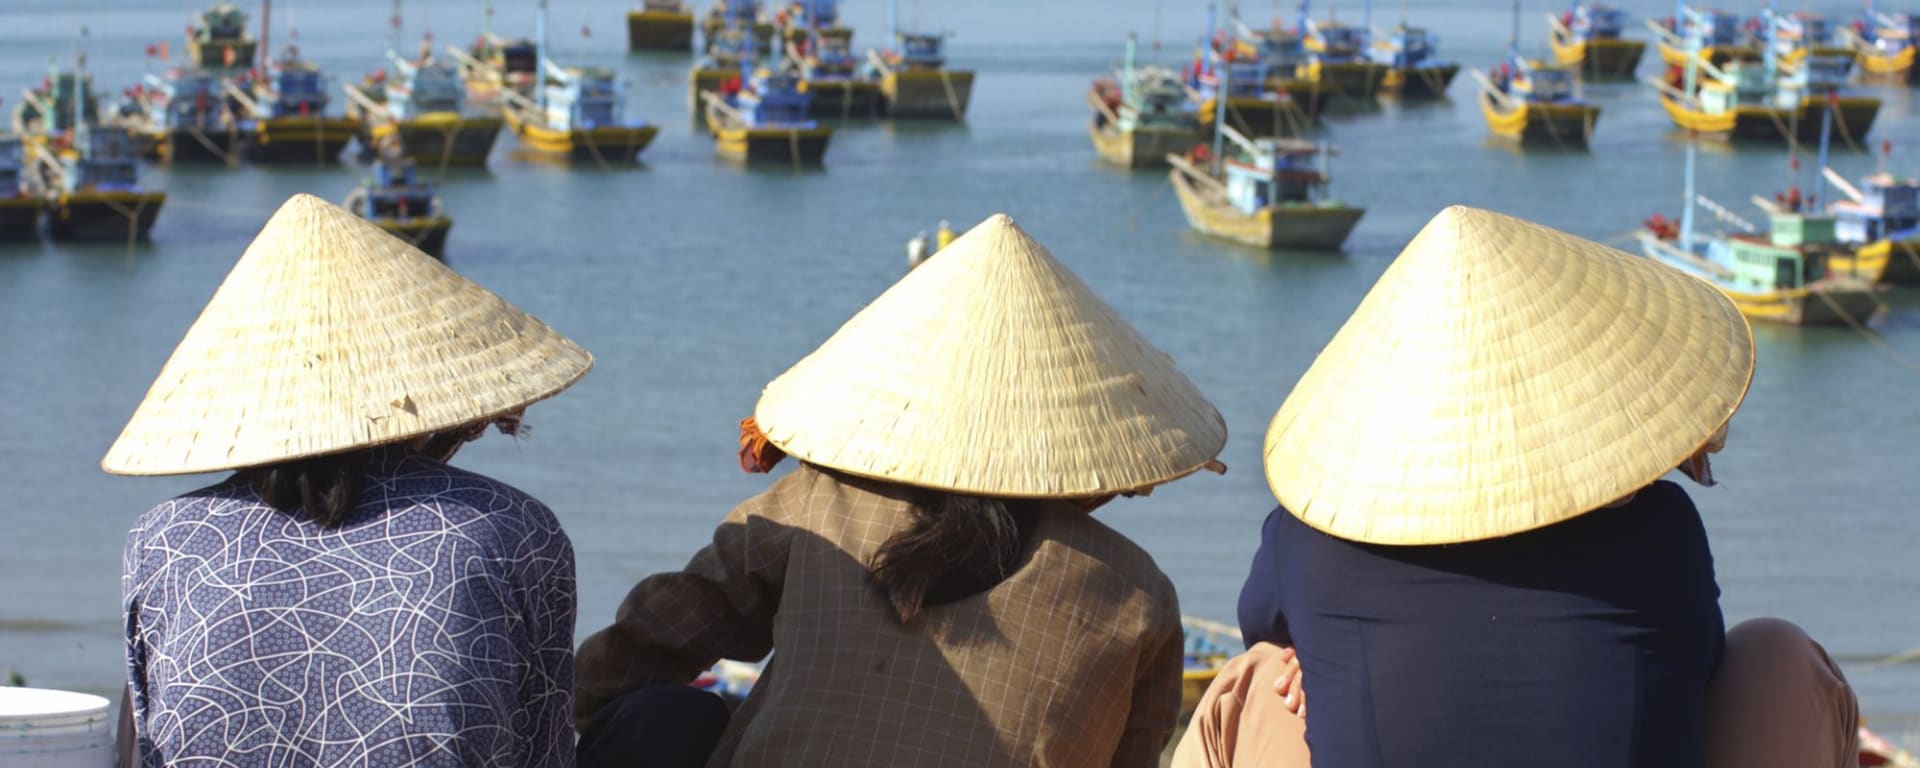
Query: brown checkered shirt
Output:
[[576, 464, 1184, 767]]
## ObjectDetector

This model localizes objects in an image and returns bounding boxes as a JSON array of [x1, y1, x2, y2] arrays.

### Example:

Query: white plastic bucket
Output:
[[0, 687, 114, 768]]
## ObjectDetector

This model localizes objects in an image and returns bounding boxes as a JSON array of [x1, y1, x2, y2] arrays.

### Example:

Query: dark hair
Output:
[[866, 490, 1036, 624], [244, 450, 371, 528]]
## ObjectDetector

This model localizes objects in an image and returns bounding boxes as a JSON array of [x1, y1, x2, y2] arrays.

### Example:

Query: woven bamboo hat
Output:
[[753, 214, 1227, 498], [1263, 206, 1754, 545], [102, 193, 593, 476]]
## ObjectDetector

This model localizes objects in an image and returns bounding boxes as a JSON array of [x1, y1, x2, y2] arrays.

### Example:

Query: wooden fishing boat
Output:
[[1374, 24, 1459, 99], [344, 42, 505, 167], [1168, 128, 1364, 251], [185, 3, 257, 70], [702, 0, 775, 55], [1475, 57, 1600, 146], [1299, 3, 1390, 101], [1648, 6, 1758, 68], [1840, 4, 1918, 83], [0, 135, 40, 241], [234, 49, 360, 164], [1089, 37, 1199, 169], [457, 32, 538, 113], [1647, 18, 1879, 146], [1188, 15, 1310, 143], [31, 126, 166, 241], [628, 0, 697, 51], [501, 3, 659, 163], [1228, 21, 1329, 118], [861, 0, 970, 120], [110, 69, 245, 165], [1768, 11, 1854, 76], [1547, 2, 1647, 81], [343, 159, 451, 258], [1638, 131, 1879, 327], [1825, 168, 1920, 286], [689, 25, 760, 116], [789, 29, 879, 119], [781, 0, 853, 46], [702, 55, 832, 164]]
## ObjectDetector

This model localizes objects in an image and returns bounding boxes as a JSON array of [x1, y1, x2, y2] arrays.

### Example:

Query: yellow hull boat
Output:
[[366, 112, 504, 166], [503, 108, 659, 162], [249, 116, 359, 164], [628, 8, 697, 50], [1088, 120, 1195, 169], [1479, 91, 1600, 146], [1835, 237, 1920, 286], [1168, 161, 1364, 250], [1301, 60, 1390, 100], [1655, 93, 1879, 144], [1854, 43, 1916, 81], [1549, 35, 1646, 81]]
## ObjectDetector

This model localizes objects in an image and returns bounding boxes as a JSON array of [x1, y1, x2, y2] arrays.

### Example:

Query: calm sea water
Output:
[[2, 0, 1917, 737]]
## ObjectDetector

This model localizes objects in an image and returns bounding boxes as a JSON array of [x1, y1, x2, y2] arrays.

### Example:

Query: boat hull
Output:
[[248, 116, 358, 163], [1551, 35, 1646, 81], [47, 191, 165, 241], [1381, 64, 1459, 99], [0, 197, 40, 241], [158, 127, 247, 164], [1657, 40, 1758, 68], [800, 79, 880, 118], [1853, 44, 1916, 81], [1656, 94, 1880, 144], [1479, 91, 1599, 146], [702, 20, 776, 54], [367, 114, 504, 166], [688, 68, 735, 117], [1302, 61, 1390, 100], [880, 69, 974, 119], [714, 126, 833, 164], [1726, 283, 1881, 326], [1839, 237, 1920, 286], [628, 10, 697, 50], [1197, 96, 1308, 140], [1088, 121, 1193, 169], [368, 216, 452, 259], [1168, 167, 1363, 250], [186, 39, 256, 69], [505, 109, 660, 162]]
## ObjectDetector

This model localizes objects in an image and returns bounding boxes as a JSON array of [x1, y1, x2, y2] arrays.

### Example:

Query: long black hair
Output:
[[866, 490, 1037, 624], [242, 450, 371, 528]]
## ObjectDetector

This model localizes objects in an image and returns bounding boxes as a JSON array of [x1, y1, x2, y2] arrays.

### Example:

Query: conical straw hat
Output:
[[754, 214, 1226, 498], [102, 194, 593, 476], [1264, 206, 1753, 545]]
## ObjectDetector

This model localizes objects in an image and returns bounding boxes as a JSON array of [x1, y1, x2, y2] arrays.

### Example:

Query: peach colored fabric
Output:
[[1174, 619, 1856, 768], [1170, 642, 1310, 768], [1706, 618, 1860, 768]]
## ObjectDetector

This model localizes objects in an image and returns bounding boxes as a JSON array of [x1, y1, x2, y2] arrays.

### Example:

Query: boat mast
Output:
[[483, 0, 493, 44], [1508, 0, 1520, 62], [1813, 97, 1832, 208], [1212, 1, 1233, 175], [73, 29, 88, 158], [1682, 5, 1698, 95], [537, 0, 548, 115], [1681, 135, 1696, 250], [1762, 0, 1776, 80], [260, 0, 271, 75], [1124, 33, 1137, 107], [389, 0, 401, 60]]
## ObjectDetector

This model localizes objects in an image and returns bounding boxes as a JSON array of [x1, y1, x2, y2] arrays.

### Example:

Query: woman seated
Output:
[[574, 215, 1229, 768], [108, 194, 594, 767], [1174, 207, 1858, 768]]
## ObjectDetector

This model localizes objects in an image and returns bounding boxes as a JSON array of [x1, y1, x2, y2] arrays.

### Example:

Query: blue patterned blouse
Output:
[[122, 446, 577, 767]]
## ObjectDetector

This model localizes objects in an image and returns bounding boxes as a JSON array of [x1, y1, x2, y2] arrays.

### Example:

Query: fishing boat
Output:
[[1825, 166, 1920, 286], [781, 0, 853, 46], [1374, 23, 1459, 99], [185, 3, 257, 70], [457, 30, 539, 113], [1090, 36, 1200, 169], [1767, 10, 1853, 77], [690, 25, 761, 115], [1232, 20, 1329, 117], [1637, 121, 1879, 327], [31, 125, 167, 242], [1547, 2, 1647, 81], [234, 47, 360, 164], [863, 0, 973, 120], [1167, 122, 1364, 251], [703, 0, 775, 55], [1299, 1, 1390, 100], [0, 135, 40, 241], [628, 0, 697, 51], [344, 40, 505, 167], [1647, 9, 1879, 147], [1180, 617, 1239, 717], [702, 46, 832, 164], [111, 68, 245, 164], [1476, 56, 1599, 146], [343, 159, 451, 258], [1840, 3, 1917, 83], [502, 2, 659, 163], [1648, 5, 1758, 68], [789, 29, 879, 118], [1190, 11, 1309, 141]]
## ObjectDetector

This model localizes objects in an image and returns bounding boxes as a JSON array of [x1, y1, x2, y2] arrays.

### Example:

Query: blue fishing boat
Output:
[[0, 135, 39, 241], [1547, 2, 1646, 81], [503, 1, 659, 163], [703, 0, 775, 55], [1825, 167, 1920, 286], [1477, 6, 1601, 149], [1649, 4, 1758, 68], [1167, 94, 1364, 251], [789, 28, 879, 118], [235, 46, 360, 164], [1840, 2, 1916, 82], [702, 41, 832, 164], [1650, 5, 1879, 146], [343, 159, 451, 258], [1373, 23, 1459, 99], [863, 0, 973, 120], [1299, 0, 1390, 99], [1765, 9, 1853, 78], [112, 68, 244, 164], [43, 125, 168, 241], [1190, 8, 1306, 140], [1229, 17, 1326, 116], [782, 0, 852, 45], [690, 23, 762, 115], [343, 39, 505, 167], [1090, 35, 1201, 169], [1636, 112, 1879, 326]]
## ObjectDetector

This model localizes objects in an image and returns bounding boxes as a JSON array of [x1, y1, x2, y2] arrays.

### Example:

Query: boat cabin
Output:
[[543, 66, 626, 130], [709, 27, 757, 67], [1787, 52, 1853, 90], [388, 54, 467, 118], [1313, 23, 1369, 62], [1223, 139, 1329, 212], [24, 72, 99, 133], [0, 136, 23, 196], [1777, 12, 1834, 47], [1717, 209, 1839, 290], [896, 33, 948, 69], [480, 37, 539, 88], [66, 128, 143, 192], [1832, 175, 1920, 243], [720, 0, 761, 26], [1243, 27, 1308, 70], [1683, 9, 1748, 48], [798, 32, 858, 77], [789, 0, 839, 30], [264, 59, 330, 118], [1376, 26, 1440, 69], [1692, 60, 1770, 111], [1122, 69, 1197, 130], [738, 69, 815, 127], [151, 70, 228, 131], [358, 161, 437, 220], [193, 4, 249, 45], [1573, 4, 1629, 40], [1507, 61, 1579, 103]]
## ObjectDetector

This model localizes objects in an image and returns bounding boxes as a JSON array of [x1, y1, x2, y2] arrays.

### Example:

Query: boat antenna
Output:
[[1124, 33, 1137, 106], [388, 0, 402, 59], [260, 0, 271, 76], [536, 0, 547, 115], [1508, 0, 1520, 60], [74, 26, 88, 155], [1213, 0, 1234, 175], [1681, 132, 1697, 250], [1762, 0, 1777, 80], [1813, 93, 1833, 208]]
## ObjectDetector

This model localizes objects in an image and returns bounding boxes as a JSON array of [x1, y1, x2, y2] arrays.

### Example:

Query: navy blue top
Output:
[[1239, 481, 1724, 768]]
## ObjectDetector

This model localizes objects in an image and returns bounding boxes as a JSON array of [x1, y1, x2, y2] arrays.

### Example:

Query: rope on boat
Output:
[[938, 68, 965, 122], [182, 124, 241, 167], [1811, 289, 1920, 377], [1829, 97, 1862, 153], [788, 128, 801, 171], [433, 115, 464, 181], [1899, 240, 1920, 280], [581, 125, 614, 171]]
